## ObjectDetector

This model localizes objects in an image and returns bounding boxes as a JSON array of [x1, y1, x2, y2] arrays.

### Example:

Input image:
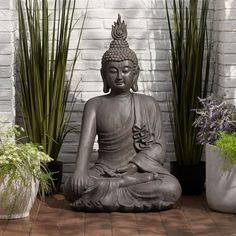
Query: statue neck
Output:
[[108, 90, 132, 98]]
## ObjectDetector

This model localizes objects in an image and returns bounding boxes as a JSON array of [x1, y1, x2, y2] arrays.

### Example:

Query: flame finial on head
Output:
[[111, 14, 127, 40], [101, 14, 138, 70]]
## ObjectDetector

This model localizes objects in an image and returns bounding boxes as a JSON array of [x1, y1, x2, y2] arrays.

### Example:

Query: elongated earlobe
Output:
[[131, 66, 140, 92], [103, 80, 110, 93], [101, 68, 110, 93], [131, 82, 138, 92]]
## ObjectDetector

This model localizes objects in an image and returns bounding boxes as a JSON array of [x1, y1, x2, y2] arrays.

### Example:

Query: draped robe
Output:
[[69, 93, 181, 212]]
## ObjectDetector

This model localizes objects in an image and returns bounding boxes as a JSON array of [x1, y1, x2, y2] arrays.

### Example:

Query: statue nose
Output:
[[117, 71, 123, 80]]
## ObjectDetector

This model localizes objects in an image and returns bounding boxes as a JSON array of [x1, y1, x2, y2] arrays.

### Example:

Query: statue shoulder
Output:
[[133, 93, 160, 110], [84, 96, 104, 112]]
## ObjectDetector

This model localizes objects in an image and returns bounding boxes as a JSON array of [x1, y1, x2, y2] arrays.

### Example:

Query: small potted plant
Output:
[[194, 95, 236, 213], [0, 123, 53, 219]]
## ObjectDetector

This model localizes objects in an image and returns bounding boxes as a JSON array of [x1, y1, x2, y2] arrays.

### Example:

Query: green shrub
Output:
[[215, 132, 236, 165]]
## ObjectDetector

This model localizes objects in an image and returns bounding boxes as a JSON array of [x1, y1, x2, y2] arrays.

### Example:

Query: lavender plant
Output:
[[193, 96, 236, 145]]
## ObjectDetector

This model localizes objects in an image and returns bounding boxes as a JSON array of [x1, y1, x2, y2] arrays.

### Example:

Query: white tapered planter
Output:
[[0, 175, 39, 219], [206, 144, 236, 213]]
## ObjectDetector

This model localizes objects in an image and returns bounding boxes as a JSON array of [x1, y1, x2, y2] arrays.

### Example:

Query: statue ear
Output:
[[131, 66, 140, 92], [101, 68, 110, 93]]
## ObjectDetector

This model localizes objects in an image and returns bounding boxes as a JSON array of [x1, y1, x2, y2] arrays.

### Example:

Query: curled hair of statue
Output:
[[101, 14, 138, 72]]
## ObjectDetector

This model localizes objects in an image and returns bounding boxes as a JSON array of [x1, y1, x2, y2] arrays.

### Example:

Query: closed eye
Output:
[[109, 68, 117, 74], [123, 67, 131, 73]]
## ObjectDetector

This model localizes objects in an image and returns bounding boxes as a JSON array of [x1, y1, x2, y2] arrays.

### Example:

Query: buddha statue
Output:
[[63, 15, 181, 212]]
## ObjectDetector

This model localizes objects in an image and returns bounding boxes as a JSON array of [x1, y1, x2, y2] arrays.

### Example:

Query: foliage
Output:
[[17, 0, 86, 160], [215, 132, 236, 165], [193, 96, 236, 145], [166, 0, 213, 165], [0, 123, 53, 216]]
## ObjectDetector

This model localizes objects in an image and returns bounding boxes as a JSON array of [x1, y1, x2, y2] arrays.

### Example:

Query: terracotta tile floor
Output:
[[1, 194, 236, 236]]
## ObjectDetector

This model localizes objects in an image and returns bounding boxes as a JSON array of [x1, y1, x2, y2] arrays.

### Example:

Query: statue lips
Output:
[[115, 79, 125, 86]]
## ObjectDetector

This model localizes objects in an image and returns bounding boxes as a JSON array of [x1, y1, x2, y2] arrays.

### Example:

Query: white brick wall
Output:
[[0, 0, 15, 124], [1, 0, 236, 183], [214, 0, 236, 105]]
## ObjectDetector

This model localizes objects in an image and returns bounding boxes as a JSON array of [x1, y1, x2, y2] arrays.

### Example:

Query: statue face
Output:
[[103, 60, 137, 93]]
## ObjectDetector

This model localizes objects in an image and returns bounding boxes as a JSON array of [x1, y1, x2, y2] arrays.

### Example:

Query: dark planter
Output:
[[170, 161, 205, 195], [47, 160, 63, 194]]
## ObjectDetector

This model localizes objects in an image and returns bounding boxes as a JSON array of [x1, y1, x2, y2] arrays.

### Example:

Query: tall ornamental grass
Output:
[[17, 0, 86, 160], [166, 0, 213, 165]]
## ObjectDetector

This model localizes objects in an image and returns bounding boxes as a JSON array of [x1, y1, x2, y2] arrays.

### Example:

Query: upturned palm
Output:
[[17, 0, 85, 160], [166, 0, 213, 165]]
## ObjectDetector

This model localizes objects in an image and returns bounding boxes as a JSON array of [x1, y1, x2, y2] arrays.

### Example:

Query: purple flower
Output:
[[193, 95, 236, 145]]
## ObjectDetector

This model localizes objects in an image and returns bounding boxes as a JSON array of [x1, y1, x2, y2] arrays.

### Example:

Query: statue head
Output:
[[101, 14, 140, 93]]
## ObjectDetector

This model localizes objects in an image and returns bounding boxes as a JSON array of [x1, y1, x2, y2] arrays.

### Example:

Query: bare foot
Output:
[[119, 172, 158, 187]]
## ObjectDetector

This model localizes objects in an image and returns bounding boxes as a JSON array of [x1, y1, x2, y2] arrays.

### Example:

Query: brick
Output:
[[136, 50, 164, 61], [68, 111, 83, 123], [217, 85, 236, 99], [139, 60, 169, 71], [69, 19, 103, 31], [218, 21, 236, 32], [87, 9, 126, 19], [147, 19, 169, 30], [149, 40, 170, 50], [0, 0, 9, 9], [104, 0, 147, 9], [119, 39, 150, 50], [224, 1, 236, 9], [218, 76, 236, 88], [219, 32, 236, 43], [63, 133, 80, 143], [0, 66, 13, 78], [0, 54, 14, 66], [81, 91, 104, 101], [82, 29, 110, 40], [0, 90, 12, 99], [0, 33, 13, 43], [63, 163, 76, 173], [138, 81, 171, 92], [124, 9, 164, 19], [218, 43, 236, 54], [0, 10, 12, 21], [217, 10, 236, 20], [104, 0, 166, 9], [0, 100, 13, 112], [48, 0, 102, 10], [79, 81, 103, 92], [0, 43, 14, 54], [60, 143, 79, 154], [139, 71, 169, 82], [73, 60, 101, 70], [80, 50, 103, 60], [104, 19, 147, 29], [0, 21, 14, 32], [0, 112, 14, 122], [219, 54, 236, 65], [66, 102, 84, 113], [145, 91, 167, 102], [79, 71, 101, 82], [58, 153, 77, 163], [219, 64, 236, 77], [128, 30, 149, 39], [77, 39, 104, 50]]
